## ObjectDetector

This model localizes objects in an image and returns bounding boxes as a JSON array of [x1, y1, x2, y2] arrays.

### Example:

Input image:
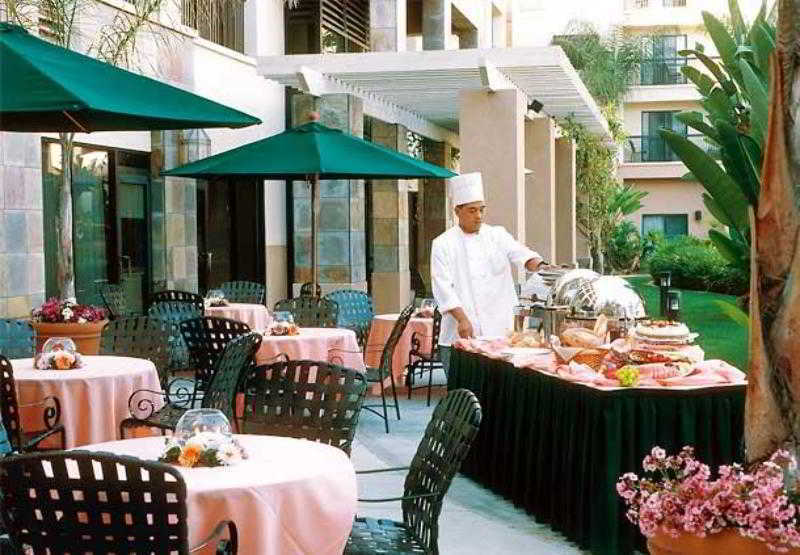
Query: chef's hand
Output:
[[449, 307, 475, 339], [525, 257, 547, 272]]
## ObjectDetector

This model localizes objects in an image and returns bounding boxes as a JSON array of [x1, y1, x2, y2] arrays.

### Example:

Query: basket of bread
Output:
[[552, 315, 610, 371]]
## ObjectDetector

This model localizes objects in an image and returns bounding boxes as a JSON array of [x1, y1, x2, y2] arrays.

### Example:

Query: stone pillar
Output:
[[151, 130, 200, 293], [459, 89, 526, 241], [525, 117, 556, 264], [371, 0, 407, 52], [555, 137, 577, 266], [290, 93, 367, 296], [0, 132, 45, 317], [419, 140, 454, 293], [369, 120, 411, 313], [423, 0, 451, 50]]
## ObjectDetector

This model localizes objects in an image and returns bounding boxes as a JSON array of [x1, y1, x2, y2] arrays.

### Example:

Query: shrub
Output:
[[607, 221, 642, 273], [648, 235, 748, 296]]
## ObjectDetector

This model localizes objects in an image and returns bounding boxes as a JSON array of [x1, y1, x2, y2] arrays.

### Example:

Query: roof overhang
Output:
[[258, 47, 609, 142]]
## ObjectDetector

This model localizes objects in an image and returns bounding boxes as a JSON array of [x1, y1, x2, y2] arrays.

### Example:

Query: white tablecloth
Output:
[[258, 328, 366, 371], [205, 303, 272, 331]]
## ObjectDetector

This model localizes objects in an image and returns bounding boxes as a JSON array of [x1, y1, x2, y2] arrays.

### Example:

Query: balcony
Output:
[[632, 58, 687, 86], [625, 0, 687, 8], [182, 0, 245, 53], [623, 0, 702, 27], [624, 134, 717, 163]]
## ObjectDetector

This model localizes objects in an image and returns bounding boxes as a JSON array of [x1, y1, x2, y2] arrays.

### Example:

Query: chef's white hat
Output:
[[448, 172, 485, 207]]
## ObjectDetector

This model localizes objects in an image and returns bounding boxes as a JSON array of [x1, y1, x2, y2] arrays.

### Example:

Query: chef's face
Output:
[[455, 201, 486, 233]]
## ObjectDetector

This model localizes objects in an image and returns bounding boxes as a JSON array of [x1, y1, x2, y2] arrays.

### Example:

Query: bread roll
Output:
[[560, 328, 603, 348]]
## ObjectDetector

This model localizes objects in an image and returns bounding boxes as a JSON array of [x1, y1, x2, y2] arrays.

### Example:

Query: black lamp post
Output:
[[666, 290, 681, 321], [658, 271, 671, 317]]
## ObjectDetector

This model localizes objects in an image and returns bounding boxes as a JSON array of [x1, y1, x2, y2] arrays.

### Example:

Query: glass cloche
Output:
[[569, 276, 646, 320], [174, 408, 232, 440], [41, 337, 77, 355], [547, 269, 600, 307]]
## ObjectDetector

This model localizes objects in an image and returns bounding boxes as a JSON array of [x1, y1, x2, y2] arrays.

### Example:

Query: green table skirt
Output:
[[448, 349, 745, 555]]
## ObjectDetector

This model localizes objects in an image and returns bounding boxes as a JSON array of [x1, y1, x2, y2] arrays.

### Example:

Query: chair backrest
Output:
[[150, 290, 204, 312], [219, 281, 265, 304], [402, 389, 482, 554], [201, 332, 263, 422], [0, 319, 35, 360], [0, 450, 191, 554], [99, 283, 131, 319], [0, 357, 22, 451], [379, 304, 415, 372], [181, 317, 252, 392], [148, 301, 203, 323], [0, 421, 11, 456], [100, 316, 172, 386], [239, 360, 367, 455], [323, 289, 374, 349], [430, 307, 442, 357], [274, 297, 338, 328], [299, 282, 322, 297]]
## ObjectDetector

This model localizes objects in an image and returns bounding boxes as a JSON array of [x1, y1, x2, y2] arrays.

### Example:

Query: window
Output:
[[642, 214, 689, 238], [182, 0, 245, 53], [285, 0, 370, 54], [638, 35, 688, 85], [624, 111, 718, 163]]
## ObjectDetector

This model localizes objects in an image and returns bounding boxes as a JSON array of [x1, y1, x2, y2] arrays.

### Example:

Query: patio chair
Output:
[[219, 280, 265, 304], [407, 307, 444, 406], [238, 359, 367, 455], [344, 389, 482, 555], [0, 450, 238, 554], [119, 332, 262, 438], [410, 267, 428, 300], [99, 282, 135, 319], [148, 301, 203, 373], [300, 282, 322, 297], [0, 319, 34, 360], [331, 304, 415, 434], [150, 289, 205, 312], [179, 316, 252, 406], [100, 316, 173, 388], [0, 356, 65, 452], [324, 289, 374, 351], [274, 296, 338, 328]]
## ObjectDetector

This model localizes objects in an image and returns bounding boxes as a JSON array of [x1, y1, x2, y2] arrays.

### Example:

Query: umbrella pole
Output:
[[311, 173, 320, 296]]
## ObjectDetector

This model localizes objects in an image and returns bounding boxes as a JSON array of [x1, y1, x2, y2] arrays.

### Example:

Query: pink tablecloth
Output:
[[365, 314, 433, 388], [83, 435, 357, 555], [11, 356, 162, 448], [258, 327, 366, 371], [205, 303, 272, 331]]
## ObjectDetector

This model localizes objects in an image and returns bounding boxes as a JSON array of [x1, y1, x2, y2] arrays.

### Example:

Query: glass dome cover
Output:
[[273, 311, 294, 324], [547, 269, 600, 307], [569, 276, 646, 320], [206, 289, 226, 300], [174, 408, 232, 440], [42, 337, 77, 355]]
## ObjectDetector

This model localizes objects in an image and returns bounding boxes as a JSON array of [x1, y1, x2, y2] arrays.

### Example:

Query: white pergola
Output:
[[258, 46, 609, 144]]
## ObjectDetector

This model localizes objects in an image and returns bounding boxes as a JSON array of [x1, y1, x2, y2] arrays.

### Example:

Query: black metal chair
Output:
[[0, 450, 238, 554], [324, 289, 374, 351], [0, 356, 65, 452], [274, 296, 339, 328], [148, 301, 203, 374], [345, 389, 482, 555], [150, 289, 205, 313], [407, 307, 444, 406], [119, 332, 263, 438], [219, 280, 265, 304], [300, 282, 322, 297], [238, 360, 367, 456], [179, 316, 252, 406], [0, 319, 34, 360], [410, 267, 428, 300], [100, 316, 173, 388], [99, 282, 135, 319]]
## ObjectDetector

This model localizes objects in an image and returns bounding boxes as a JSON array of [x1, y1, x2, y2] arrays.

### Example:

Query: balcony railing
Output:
[[624, 134, 718, 163], [633, 58, 687, 85], [182, 0, 245, 53], [626, 0, 687, 7]]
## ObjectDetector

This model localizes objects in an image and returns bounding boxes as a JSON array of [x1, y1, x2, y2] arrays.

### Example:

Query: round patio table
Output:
[[258, 327, 365, 370], [11, 356, 162, 448], [205, 303, 272, 331], [365, 313, 434, 389], [82, 434, 357, 555]]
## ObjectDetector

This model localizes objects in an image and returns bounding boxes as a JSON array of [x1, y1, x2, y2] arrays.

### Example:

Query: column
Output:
[[290, 93, 367, 297], [419, 140, 454, 293], [555, 137, 577, 266], [423, 0, 451, 50], [370, 0, 407, 52], [369, 120, 411, 313], [525, 117, 556, 264], [458, 89, 526, 241]]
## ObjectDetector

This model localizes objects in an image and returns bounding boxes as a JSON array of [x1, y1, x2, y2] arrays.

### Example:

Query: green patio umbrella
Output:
[[0, 23, 260, 132], [163, 119, 457, 293]]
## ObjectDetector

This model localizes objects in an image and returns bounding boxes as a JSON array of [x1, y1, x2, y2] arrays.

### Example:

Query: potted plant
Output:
[[30, 298, 108, 355], [618, 446, 800, 554]]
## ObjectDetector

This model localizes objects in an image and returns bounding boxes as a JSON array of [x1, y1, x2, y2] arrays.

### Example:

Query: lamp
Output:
[[658, 271, 671, 316], [179, 128, 211, 165], [528, 99, 544, 114], [695, 210, 702, 221], [666, 290, 681, 321]]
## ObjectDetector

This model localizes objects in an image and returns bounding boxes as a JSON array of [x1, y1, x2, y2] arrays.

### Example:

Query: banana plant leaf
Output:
[[703, 193, 734, 227], [679, 49, 738, 96], [715, 120, 761, 204], [709, 228, 749, 269], [702, 11, 744, 88], [677, 111, 719, 140], [681, 66, 716, 97], [739, 59, 769, 145]]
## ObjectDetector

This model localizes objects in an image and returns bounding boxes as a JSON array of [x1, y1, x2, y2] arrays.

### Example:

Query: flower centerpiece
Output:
[[34, 337, 83, 370], [617, 446, 800, 554], [204, 289, 228, 308], [30, 297, 107, 355], [266, 311, 299, 336], [159, 408, 247, 468]]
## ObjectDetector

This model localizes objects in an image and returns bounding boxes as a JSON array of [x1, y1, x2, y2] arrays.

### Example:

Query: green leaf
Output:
[[703, 87, 735, 122], [679, 49, 738, 96], [728, 0, 747, 42], [739, 134, 763, 202], [713, 298, 749, 327], [750, 20, 776, 76], [739, 59, 768, 145], [660, 129, 750, 234], [683, 171, 697, 182], [681, 66, 716, 97], [676, 111, 719, 140], [715, 120, 760, 205], [710, 229, 744, 265], [704, 193, 733, 227], [702, 11, 744, 87]]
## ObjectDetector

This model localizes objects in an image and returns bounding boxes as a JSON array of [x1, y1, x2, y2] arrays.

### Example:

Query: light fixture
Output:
[[658, 271, 671, 316], [528, 99, 544, 114], [666, 290, 681, 321], [694, 210, 702, 221]]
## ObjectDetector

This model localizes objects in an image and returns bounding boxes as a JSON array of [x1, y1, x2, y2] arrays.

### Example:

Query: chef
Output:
[[431, 172, 546, 371]]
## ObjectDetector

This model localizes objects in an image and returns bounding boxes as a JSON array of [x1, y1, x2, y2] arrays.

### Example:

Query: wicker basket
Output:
[[572, 349, 608, 371]]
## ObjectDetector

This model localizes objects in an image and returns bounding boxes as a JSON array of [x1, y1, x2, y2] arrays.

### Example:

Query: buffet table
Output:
[[448, 348, 746, 554]]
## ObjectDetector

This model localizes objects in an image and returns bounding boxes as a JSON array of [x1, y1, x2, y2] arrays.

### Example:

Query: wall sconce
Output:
[[179, 129, 211, 165], [528, 99, 544, 113], [695, 210, 702, 222]]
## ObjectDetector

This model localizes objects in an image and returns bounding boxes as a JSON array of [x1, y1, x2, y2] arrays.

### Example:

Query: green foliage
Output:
[[608, 220, 642, 273], [647, 236, 748, 296], [641, 230, 666, 262]]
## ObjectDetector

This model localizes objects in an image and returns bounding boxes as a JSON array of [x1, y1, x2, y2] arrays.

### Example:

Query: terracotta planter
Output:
[[30, 320, 108, 355], [648, 529, 800, 555]]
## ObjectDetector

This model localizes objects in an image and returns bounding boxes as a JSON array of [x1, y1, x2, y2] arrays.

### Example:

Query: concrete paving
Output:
[[350, 373, 587, 554]]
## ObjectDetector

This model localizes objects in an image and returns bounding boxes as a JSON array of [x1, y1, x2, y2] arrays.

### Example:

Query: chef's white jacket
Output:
[[431, 224, 540, 346]]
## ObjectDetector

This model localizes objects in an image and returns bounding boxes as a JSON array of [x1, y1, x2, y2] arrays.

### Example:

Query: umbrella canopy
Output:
[[163, 120, 457, 294], [162, 121, 456, 179], [0, 23, 261, 132]]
